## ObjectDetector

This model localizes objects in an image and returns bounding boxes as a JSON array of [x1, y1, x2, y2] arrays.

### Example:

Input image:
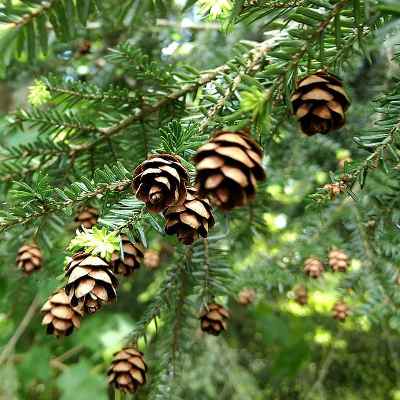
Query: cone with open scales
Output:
[[108, 347, 147, 394], [41, 289, 84, 337], [164, 187, 215, 245], [111, 235, 143, 277], [329, 249, 349, 272], [75, 207, 99, 229], [332, 300, 350, 322], [194, 130, 265, 211], [132, 153, 189, 213], [65, 251, 118, 313], [291, 70, 350, 135], [16, 243, 42, 275], [304, 257, 324, 279], [200, 303, 230, 336]]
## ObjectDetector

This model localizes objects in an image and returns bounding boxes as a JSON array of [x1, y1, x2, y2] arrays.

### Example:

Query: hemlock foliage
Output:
[[1, 0, 400, 399]]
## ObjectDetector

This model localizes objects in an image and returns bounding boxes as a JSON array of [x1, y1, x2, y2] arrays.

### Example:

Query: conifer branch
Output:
[[5, 0, 59, 29], [199, 40, 272, 133]]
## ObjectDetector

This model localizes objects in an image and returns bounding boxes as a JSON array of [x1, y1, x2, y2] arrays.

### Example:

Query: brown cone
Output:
[[132, 153, 189, 213], [291, 70, 350, 135], [108, 347, 147, 394], [238, 288, 256, 305], [164, 188, 215, 245], [304, 257, 324, 279], [194, 130, 266, 211], [65, 252, 118, 313], [329, 249, 349, 272], [111, 235, 144, 277], [294, 286, 308, 305], [16, 243, 42, 275], [41, 289, 83, 337], [75, 207, 99, 229], [143, 250, 160, 270], [332, 301, 350, 322], [200, 303, 230, 336]]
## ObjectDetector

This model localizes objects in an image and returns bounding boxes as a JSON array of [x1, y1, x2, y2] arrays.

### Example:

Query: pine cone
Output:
[[294, 286, 308, 306], [304, 257, 324, 279], [65, 252, 118, 313], [164, 188, 215, 245], [291, 70, 350, 135], [200, 303, 230, 336], [332, 301, 350, 322], [41, 289, 83, 337], [16, 243, 42, 275], [108, 347, 147, 394], [111, 235, 143, 277], [194, 130, 265, 211], [329, 249, 349, 272], [143, 249, 160, 270], [75, 207, 99, 229], [132, 153, 189, 213], [238, 288, 256, 305], [324, 182, 346, 199]]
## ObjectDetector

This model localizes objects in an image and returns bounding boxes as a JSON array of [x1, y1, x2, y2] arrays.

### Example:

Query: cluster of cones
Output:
[[304, 249, 350, 279], [132, 129, 266, 245], [39, 233, 144, 337], [297, 248, 351, 321]]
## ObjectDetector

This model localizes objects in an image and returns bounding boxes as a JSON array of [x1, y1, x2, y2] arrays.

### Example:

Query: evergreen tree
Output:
[[1, 1, 400, 399]]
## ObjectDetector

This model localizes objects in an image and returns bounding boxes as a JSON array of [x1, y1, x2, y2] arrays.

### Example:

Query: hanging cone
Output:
[[41, 289, 83, 337], [291, 70, 350, 135], [143, 249, 160, 270], [16, 243, 42, 275], [194, 130, 266, 211], [294, 285, 308, 305], [65, 251, 118, 313], [200, 303, 230, 336], [329, 249, 349, 272], [75, 207, 99, 229], [332, 300, 350, 322], [238, 288, 256, 305], [132, 153, 189, 213], [304, 257, 324, 279], [111, 235, 144, 277], [164, 187, 215, 245], [108, 347, 147, 394]]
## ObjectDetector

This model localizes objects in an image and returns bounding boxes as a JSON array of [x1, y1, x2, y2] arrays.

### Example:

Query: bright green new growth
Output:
[[68, 227, 120, 262]]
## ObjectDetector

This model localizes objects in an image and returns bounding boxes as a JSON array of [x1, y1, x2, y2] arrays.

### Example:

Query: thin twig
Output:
[[0, 295, 40, 365]]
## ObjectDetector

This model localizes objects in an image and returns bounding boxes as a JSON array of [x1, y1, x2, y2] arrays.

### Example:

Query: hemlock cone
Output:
[[291, 71, 350, 135], [194, 130, 265, 211], [200, 303, 230, 336], [332, 301, 350, 322], [16, 243, 42, 275], [304, 257, 324, 279], [41, 289, 83, 337], [164, 187, 215, 245], [65, 251, 118, 313], [132, 153, 189, 213], [111, 235, 143, 276], [294, 286, 308, 306], [238, 288, 256, 305], [108, 347, 147, 394], [143, 249, 161, 270], [74, 207, 99, 229], [329, 249, 349, 272]]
